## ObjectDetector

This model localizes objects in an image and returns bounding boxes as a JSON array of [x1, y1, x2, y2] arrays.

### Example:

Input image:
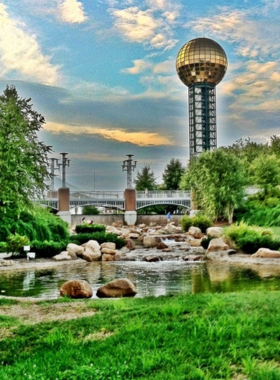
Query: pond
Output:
[[1, 260, 280, 299]]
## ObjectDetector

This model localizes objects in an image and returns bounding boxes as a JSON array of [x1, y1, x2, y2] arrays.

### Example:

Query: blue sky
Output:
[[1, 0, 280, 190]]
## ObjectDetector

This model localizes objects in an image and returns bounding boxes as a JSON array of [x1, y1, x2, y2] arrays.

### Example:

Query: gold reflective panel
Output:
[[176, 37, 228, 86]]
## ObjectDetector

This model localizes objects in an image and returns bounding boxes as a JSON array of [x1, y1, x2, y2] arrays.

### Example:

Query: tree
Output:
[[83, 205, 100, 215], [134, 164, 158, 191], [162, 158, 185, 190], [0, 85, 51, 213], [180, 149, 246, 223], [249, 154, 280, 194]]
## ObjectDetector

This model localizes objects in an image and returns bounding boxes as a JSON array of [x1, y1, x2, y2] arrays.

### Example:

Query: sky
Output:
[[0, 0, 280, 191]]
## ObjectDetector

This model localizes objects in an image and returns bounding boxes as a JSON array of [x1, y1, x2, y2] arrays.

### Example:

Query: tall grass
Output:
[[1, 292, 280, 379]]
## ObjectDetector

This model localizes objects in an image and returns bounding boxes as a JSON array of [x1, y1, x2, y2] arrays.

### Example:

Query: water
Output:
[[1, 260, 280, 299]]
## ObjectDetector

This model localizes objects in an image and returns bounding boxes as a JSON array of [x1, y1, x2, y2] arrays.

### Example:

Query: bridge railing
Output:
[[136, 190, 190, 199], [70, 191, 124, 199]]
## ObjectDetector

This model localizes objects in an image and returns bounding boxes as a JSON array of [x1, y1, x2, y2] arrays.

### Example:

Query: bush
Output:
[[83, 206, 100, 215], [224, 222, 280, 253], [200, 236, 214, 249], [181, 214, 212, 233], [69, 232, 126, 249], [6, 233, 30, 255], [31, 240, 67, 258], [75, 224, 105, 234]]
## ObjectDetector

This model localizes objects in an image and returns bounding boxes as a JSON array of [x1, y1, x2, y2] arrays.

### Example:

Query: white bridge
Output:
[[41, 190, 191, 211]]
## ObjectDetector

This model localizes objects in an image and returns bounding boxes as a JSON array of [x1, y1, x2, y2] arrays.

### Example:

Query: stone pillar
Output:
[[47, 190, 58, 198], [124, 188, 137, 225], [57, 187, 71, 224]]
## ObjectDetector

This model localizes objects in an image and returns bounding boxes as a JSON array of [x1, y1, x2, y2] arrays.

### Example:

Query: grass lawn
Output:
[[1, 292, 280, 379]]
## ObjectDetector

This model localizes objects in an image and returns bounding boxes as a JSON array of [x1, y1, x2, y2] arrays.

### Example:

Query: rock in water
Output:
[[60, 280, 93, 298], [96, 278, 137, 298]]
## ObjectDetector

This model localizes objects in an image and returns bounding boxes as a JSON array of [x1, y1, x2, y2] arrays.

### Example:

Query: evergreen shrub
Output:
[[31, 240, 67, 257], [181, 214, 212, 233], [224, 222, 280, 253], [75, 224, 105, 234], [69, 232, 125, 249], [201, 236, 214, 249]]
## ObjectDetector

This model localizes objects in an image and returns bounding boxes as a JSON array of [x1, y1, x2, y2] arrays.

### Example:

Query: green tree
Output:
[[134, 164, 158, 191], [249, 154, 280, 194], [162, 158, 185, 190], [0, 85, 51, 213], [180, 149, 246, 223], [83, 205, 100, 215]]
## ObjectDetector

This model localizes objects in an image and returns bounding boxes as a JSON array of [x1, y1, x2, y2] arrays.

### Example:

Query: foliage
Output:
[[75, 224, 106, 234], [5, 233, 30, 255], [82, 205, 100, 215], [200, 236, 214, 249], [3, 292, 280, 379], [134, 164, 158, 190], [162, 158, 185, 190], [0, 85, 51, 214], [69, 232, 126, 249], [30, 240, 67, 257], [224, 222, 280, 253], [249, 154, 280, 194], [180, 214, 212, 233], [180, 149, 246, 223]]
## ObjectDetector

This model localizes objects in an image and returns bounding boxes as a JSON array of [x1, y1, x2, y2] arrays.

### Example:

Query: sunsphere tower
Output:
[[176, 37, 228, 158]]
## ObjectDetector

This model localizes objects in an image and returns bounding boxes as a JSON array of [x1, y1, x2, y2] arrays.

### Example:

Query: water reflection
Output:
[[1, 261, 280, 299]]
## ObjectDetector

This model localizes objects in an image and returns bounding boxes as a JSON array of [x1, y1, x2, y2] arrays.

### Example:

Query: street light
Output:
[[122, 154, 137, 188], [57, 152, 70, 188]]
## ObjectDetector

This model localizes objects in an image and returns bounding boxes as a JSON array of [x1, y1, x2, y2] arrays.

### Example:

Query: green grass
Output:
[[1, 292, 280, 379]]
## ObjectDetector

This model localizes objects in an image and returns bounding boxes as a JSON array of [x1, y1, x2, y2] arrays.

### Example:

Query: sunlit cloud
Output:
[[58, 0, 88, 24], [0, 3, 60, 85], [45, 122, 173, 146], [108, 0, 180, 50]]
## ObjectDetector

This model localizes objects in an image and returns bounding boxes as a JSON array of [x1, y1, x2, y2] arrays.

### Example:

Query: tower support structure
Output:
[[188, 83, 216, 157]]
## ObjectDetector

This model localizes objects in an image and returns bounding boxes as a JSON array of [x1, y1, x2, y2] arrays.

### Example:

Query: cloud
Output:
[[0, 3, 60, 85], [45, 122, 173, 146], [108, 0, 180, 50], [58, 0, 88, 24]]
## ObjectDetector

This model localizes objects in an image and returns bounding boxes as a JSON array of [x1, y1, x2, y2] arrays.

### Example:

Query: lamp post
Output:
[[50, 158, 59, 191], [122, 154, 137, 189], [57, 152, 70, 188]]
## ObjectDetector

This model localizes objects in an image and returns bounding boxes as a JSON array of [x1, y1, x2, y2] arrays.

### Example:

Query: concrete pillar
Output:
[[57, 187, 71, 224], [124, 188, 137, 225]]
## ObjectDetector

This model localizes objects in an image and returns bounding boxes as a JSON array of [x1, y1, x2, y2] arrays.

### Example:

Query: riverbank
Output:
[[1, 291, 280, 379]]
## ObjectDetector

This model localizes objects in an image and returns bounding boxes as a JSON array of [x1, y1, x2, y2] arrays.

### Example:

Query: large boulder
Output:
[[252, 248, 280, 259], [96, 278, 137, 298], [190, 238, 202, 247], [60, 280, 93, 298], [101, 248, 116, 255], [126, 239, 136, 250], [102, 254, 115, 261], [206, 227, 224, 238], [188, 226, 203, 238], [82, 240, 101, 262], [206, 238, 229, 255], [67, 243, 84, 257], [53, 251, 73, 261], [143, 236, 158, 248], [101, 242, 116, 250]]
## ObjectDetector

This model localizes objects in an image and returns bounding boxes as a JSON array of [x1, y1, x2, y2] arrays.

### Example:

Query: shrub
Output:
[[224, 222, 280, 253], [83, 206, 100, 215], [69, 232, 126, 249], [6, 233, 30, 255], [201, 236, 214, 249], [181, 214, 212, 233], [31, 240, 67, 258], [75, 224, 105, 234]]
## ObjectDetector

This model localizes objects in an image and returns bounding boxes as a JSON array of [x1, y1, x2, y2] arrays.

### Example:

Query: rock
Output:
[[102, 254, 115, 261], [101, 242, 116, 250], [164, 224, 178, 234], [206, 238, 229, 254], [206, 227, 224, 238], [143, 236, 158, 248], [126, 239, 136, 250], [162, 248, 173, 252], [190, 239, 202, 247], [67, 243, 84, 257], [137, 224, 146, 229], [53, 251, 73, 261], [106, 226, 122, 235], [81, 240, 102, 262], [183, 255, 201, 261], [129, 233, 140, 239], [206, 251, 229, 260], [157, 241, 168, 249], [60, 280, 93, 298], [227, 249, 237, 255], [188, 227, 203, 238], [96, 278, 137, 298], [145, 256, 161, 262], [112, 221, 123, 228], [252, 248, 280, 259], [101, 248, 116, 255]]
